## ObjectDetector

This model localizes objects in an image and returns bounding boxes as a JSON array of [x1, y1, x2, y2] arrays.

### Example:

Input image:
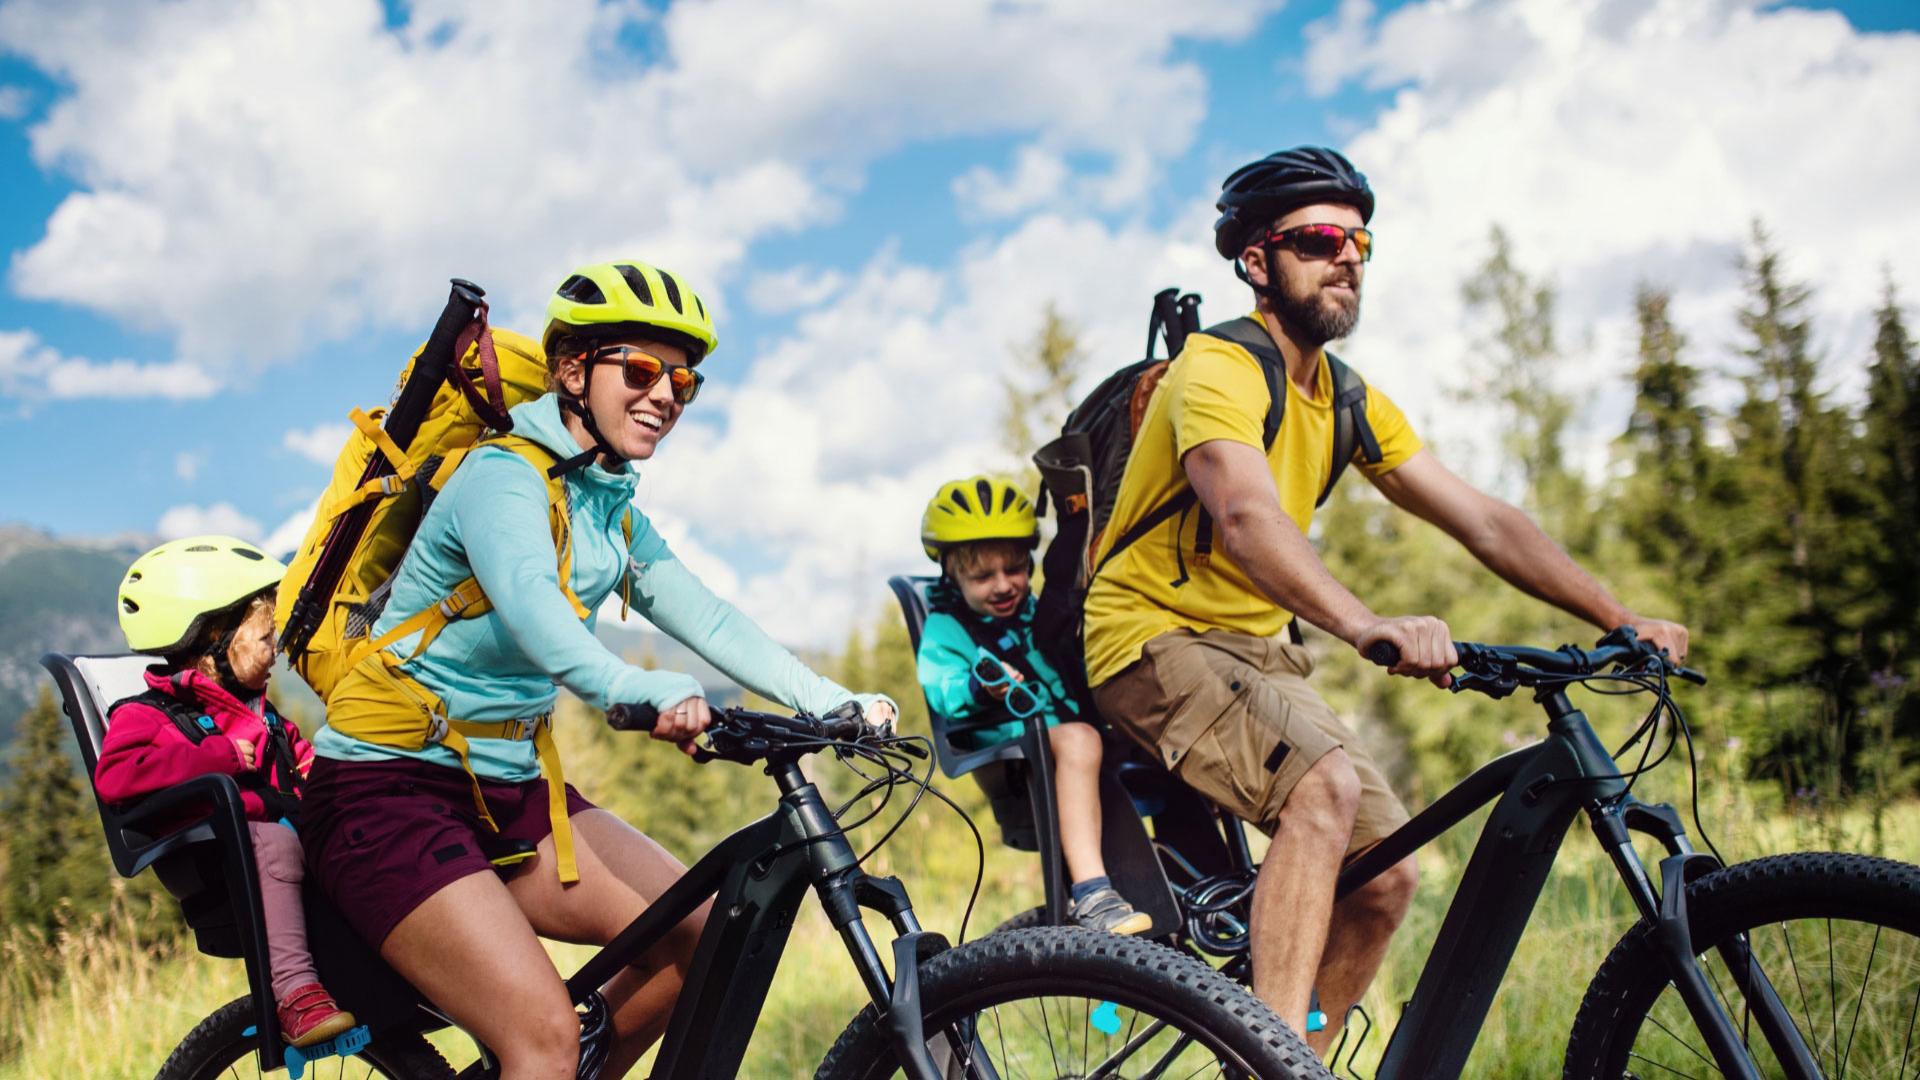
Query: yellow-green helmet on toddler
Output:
[[117, 536, 286, 655], [920, 476, 1038, 561]]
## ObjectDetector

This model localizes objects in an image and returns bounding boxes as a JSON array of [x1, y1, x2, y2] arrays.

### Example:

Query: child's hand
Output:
[[232, 738, 256, 769]]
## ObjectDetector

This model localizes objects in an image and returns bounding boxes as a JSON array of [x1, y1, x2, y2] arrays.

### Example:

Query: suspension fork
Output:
[[782, 761, 955, 1080], [1595, 798, 1821, 1079]]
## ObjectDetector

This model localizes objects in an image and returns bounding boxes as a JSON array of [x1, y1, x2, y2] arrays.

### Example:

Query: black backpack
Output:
[[1030, 288, 1381, 703]]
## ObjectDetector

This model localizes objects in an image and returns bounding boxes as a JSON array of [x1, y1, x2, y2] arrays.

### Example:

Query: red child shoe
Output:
[[277, 983, 356, 1048]]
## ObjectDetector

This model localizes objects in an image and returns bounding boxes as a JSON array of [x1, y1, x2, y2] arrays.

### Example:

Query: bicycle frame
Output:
[[540, 756, 949, 1080], [1330, 685, 1815, 1080]]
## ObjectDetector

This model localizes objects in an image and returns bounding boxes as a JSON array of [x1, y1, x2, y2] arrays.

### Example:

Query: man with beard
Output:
[[1084, 146, 1688, 1053]]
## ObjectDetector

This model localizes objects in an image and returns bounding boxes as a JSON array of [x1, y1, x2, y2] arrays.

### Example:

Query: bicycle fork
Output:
[[780, 762, 965, 1080], [1594, 797, 1822, 1079]]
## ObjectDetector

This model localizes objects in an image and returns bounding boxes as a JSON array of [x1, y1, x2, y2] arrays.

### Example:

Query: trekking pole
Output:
[[279, 278, 488, 662]]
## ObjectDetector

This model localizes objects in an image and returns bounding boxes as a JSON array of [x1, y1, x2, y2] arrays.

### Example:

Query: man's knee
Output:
[[1280, 750, 1362, 835], [1351, 855, 1418, 924]]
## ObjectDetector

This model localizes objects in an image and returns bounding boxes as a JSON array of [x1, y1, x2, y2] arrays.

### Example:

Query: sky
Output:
[[1, 0, 1916, 648]]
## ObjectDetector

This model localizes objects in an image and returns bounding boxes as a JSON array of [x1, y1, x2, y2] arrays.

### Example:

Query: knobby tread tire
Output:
[[156, 995, 456, 1080], [815, 925, 1330, 1079], [1562, 851, 1920, 1079]]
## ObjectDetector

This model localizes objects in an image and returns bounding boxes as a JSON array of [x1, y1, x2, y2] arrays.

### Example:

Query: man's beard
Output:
[[1275, 271, 1362, 346]]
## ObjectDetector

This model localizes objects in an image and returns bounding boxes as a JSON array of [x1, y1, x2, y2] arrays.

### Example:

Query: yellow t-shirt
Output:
[[1083, 323, 1424, 686]]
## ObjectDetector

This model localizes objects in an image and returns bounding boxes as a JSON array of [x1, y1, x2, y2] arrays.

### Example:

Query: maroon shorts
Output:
[[301, 756, 596, 949]]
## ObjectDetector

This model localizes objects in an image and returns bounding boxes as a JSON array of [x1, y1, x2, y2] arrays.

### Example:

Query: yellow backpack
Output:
[[274, 326, 567, 701]]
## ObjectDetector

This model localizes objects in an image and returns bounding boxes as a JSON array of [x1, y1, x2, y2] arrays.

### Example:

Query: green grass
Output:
[[4, 775, 1916, 1078]]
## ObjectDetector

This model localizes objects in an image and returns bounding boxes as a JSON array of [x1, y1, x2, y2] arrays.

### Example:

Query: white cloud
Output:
[[157, 502, 264, 542], [0, 85, 28, 120], [0, 0, 1280, 369], [641, 209, 1239, 646], [953, 145, 1071, 219], [173, 450, 204, 483], [259, 504, 317, 560], [1298, 0, 1920, 484], [282, 422, 353, 465], [745, 266, 847, 317], [0, 328, 220, 401]]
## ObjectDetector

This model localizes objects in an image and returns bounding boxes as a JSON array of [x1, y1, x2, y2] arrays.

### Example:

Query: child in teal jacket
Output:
[[916, 476, 1149, 935]]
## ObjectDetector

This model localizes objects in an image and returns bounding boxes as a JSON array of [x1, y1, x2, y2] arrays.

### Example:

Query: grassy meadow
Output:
[[4, 707, 1915, 1079]]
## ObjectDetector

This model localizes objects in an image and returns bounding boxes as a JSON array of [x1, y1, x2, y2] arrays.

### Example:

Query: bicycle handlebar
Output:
[[604, 700, 915, 764], [1363, 628, 1706, 690]]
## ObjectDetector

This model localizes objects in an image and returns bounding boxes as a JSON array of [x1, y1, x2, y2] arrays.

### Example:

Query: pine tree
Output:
[[1001, 304, 1087, 483], [1, 687, 113, 939], [1619, 288, 1709, 545], [1719, 222, 1874, 791], [1458, 227, 1584, 541], [1858, 273, 1920, 778]]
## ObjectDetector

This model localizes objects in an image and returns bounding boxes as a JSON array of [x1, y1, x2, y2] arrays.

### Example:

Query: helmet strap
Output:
[[1235, 241, 1289, 304], [554, 367, 622, 477]]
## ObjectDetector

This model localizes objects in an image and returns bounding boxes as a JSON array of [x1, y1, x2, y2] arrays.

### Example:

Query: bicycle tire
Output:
[[155, 995, 456, 1080], [1564, 851, 1920, 1079], [815, 926, 1330, 1079]]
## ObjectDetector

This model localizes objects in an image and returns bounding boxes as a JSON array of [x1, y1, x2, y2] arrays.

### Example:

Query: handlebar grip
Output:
[[605, 703, 659, 732], [1364, 641, 1401, 668]]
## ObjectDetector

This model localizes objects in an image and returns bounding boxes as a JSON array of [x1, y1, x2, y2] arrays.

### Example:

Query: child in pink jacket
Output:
[[97, 535, 353, 1048]]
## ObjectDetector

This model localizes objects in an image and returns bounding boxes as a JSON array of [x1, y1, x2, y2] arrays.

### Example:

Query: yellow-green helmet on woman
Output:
[[117, 536, 286, 655], [542, 260, 719, 363], [921, 476, 1038, 561]]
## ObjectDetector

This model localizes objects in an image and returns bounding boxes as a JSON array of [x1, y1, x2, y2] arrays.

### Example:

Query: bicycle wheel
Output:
[[1565, 852, 1920, 1079], [156, 996, 455, 1080], [816, 926, 1330, 1079]]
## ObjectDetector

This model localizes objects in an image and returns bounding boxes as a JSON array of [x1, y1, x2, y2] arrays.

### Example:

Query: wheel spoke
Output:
[[1839, 924, 1881, 1079], [1645, 1010, 1725, 1075], [1783, 920, 1823, 1061], [1901, 977, 1920, 1080], [1628, 1048, 1717, 1079]]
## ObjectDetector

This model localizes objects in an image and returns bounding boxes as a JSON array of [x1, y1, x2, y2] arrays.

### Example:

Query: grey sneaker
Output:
[[1070, 886, 1152, 936]]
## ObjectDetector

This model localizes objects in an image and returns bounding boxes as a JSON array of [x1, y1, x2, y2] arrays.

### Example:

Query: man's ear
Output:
[[1240, 244, 1271, 289]]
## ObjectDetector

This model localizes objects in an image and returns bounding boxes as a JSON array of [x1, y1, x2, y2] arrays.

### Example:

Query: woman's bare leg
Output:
[[506, 809, 708, 1077], [379, 871, 579, 1080]]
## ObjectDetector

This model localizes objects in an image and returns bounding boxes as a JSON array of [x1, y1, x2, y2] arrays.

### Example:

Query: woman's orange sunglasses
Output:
[[582, 345, 704, 405]]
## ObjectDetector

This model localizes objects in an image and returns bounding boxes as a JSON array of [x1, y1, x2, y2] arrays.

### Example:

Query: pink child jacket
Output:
[[94, 666, 313, 822]]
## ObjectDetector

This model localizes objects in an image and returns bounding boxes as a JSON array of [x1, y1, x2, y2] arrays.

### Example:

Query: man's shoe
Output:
[[278, 983, 356, 1048], [1071, 886, 1153, 936]]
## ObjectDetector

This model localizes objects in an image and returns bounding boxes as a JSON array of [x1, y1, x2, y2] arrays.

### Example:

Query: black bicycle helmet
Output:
[[1212, 146, 1374, 259]]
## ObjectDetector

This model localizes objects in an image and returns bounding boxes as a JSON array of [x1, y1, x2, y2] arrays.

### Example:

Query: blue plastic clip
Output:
[[1090, 1000, 1123, 1036], [283, 1024, 372, 1079], [1307, 1009, 1327, 1032]]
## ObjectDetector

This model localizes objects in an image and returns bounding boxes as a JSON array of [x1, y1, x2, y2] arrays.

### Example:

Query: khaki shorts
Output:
[[1092, 629, 1408, 853]]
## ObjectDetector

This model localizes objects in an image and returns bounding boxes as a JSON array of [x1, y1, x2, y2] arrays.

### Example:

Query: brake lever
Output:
[[1448, 670, 1519, 699]]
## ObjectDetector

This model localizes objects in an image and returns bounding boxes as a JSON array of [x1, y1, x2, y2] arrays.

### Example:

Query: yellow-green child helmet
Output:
[[118, 536, 286, 655], [921, 476, 1038, 561], [543, 259, 719, 363]]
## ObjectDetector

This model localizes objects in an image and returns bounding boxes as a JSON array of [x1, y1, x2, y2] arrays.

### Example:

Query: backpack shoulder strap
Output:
[[1197, 316, 1286, 451], [1318, 352, 1381, 507], [111, 686, 217, 746], [344, 436, 595, 675]]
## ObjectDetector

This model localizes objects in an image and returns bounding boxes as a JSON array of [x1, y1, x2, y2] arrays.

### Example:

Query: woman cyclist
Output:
[[301, 260, 895, 1079]]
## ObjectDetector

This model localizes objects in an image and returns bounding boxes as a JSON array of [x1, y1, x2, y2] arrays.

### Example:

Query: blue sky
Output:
[[1, 0, 1916, 644]]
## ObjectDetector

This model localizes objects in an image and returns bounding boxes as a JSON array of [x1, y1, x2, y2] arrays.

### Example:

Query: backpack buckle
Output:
[[425, 711, 450, 743], [502, 713, 549, 741]]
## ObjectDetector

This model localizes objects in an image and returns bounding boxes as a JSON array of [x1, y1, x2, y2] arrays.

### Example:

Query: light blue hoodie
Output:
[[313, 394, 881, 781]]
